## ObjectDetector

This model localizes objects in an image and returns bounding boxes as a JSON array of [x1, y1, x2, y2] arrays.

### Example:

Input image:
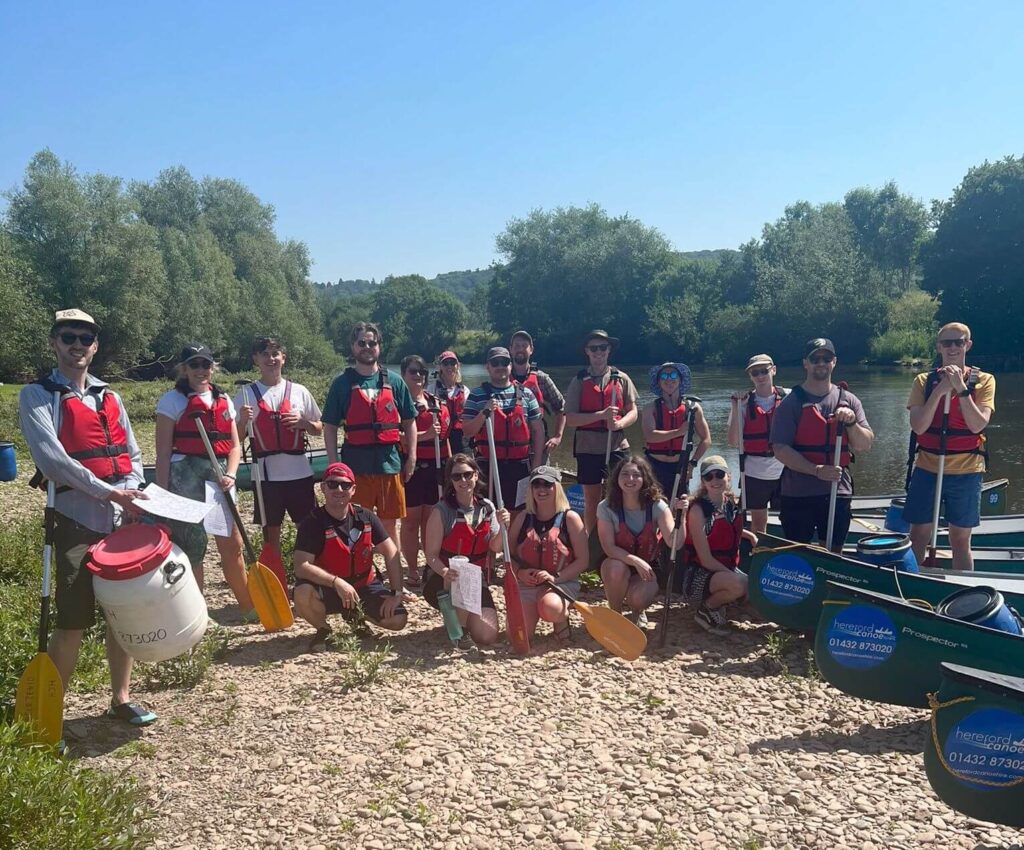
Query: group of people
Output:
[[19, 308, 994, 734]]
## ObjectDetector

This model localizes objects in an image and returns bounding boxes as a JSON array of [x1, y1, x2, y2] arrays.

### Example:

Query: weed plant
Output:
[[136, 625, 232, 691]]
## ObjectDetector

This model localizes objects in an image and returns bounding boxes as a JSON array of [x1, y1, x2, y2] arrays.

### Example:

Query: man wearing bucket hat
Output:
[[19, 309, 157, 733], [641, 362, 711, 498], [508, 330, 566, 464], [726, 354, 788, 534], [564, 330, 638, 531], [292, 462, 408, 650], [770, 338, 874, 551]]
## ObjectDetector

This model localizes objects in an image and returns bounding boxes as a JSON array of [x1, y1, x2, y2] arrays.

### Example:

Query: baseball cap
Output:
[[52, 308, 99, 333], [438, 350, 459, 363], [510, 330, 533, 346], [487, 346, 511, 361], [699, 455, 730, 476], [804, 338, 836, 358], [745, 354, 774, 371], [179, 343, 214, 364], [529, 465, 562, 484], [323, 462, 355, 483]]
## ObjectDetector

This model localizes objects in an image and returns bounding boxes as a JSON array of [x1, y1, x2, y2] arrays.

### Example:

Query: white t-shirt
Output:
[[156, 389, 237, 464], [233, 380, 321, 482], [596, 498, 670, 535], [744, 393, 785, 481]]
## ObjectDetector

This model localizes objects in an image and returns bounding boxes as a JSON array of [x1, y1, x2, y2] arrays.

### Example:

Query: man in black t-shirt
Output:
[[293, 462, 408, 650]]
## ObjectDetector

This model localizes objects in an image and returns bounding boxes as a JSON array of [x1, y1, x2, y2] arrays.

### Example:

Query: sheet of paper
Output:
[[203, 481, 235, 537], [450, 563, 482, 617], [133, 484, 214, 524], [514, 475, 530, 509]]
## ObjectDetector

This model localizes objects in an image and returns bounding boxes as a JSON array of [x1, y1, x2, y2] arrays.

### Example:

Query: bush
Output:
[[136, 625, 231, 691], [0, 721, 152, 850]]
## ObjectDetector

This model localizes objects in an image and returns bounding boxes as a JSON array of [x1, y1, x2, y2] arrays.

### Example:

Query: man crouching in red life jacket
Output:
[[770, 338, 874, 552], [681, 456, 758, 635], [292, 463, 408, 652], [904, 323, 994, 571]]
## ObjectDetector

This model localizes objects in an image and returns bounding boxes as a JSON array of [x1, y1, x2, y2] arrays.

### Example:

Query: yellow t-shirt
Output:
[[907, 370, 995, 474]]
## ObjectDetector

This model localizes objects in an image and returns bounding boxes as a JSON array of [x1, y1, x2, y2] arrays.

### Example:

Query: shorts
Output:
[[903, 468, 982, 529], [423, 567, 495, 611], [353, 472, 406, 520], [53, 513, 105, 630], [167, 453, 224, 568], [576, 450, 629, 486], [518, 579, 580, 607], [645, 453, 685, 499], [742, 475, 781, 511], [297, 578, 406, 622], [253, 476, 317, 526], [779, 495, 852, 549], [478, 458, 529, 510], [404, 462, 442, 509]]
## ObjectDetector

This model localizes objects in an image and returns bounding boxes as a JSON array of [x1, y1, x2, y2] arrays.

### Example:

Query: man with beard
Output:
[[508, 330, 566, 465], [770, 338, 874, 552], [323, 322, 418, 546]]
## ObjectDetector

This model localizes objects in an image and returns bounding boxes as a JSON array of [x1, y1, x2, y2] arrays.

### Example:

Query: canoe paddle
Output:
[[543, 581, 646, 661], [244, 385, 288, 595], [658, 395, 701, 648], [735, 396, 747, 513], [927, 392, 953, 567], [483, 409, 530, 655], [15, 390, 64, 748], [824, 419, 846, 553], [191, 413, 293, 632], [429, 399, 444, 501]]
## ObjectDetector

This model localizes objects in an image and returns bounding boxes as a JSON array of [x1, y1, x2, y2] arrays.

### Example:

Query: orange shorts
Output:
[[352, 472, 406, 520]]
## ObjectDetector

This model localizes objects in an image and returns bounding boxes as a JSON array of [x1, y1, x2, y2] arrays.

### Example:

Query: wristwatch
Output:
[[958, 388, 971, 398]]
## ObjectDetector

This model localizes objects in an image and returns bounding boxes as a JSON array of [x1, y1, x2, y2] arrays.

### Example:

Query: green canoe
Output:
[[746, 535, 1024, 632], [813, 582, 1024, 708], [924, 663, 1024, 827]]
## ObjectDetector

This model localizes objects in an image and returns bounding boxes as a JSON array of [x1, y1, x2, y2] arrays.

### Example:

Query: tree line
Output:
[[2, 150, 1022, 381]]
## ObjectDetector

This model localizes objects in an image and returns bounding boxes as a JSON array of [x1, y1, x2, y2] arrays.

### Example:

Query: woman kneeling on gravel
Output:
[[507, 466, 588, 644], [423, 454, 509, 647], [682, 455, 757, 635], [597, 455, 686, 627]]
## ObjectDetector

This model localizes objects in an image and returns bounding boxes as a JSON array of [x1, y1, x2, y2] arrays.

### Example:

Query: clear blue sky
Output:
[[2, 1, 1022, 283]]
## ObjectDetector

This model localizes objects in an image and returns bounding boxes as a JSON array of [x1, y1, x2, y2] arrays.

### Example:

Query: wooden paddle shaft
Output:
[[930, 392, 953, 557]]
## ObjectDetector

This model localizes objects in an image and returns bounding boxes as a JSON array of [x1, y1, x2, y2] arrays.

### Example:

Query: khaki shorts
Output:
[[353, 472, 406, 520], [53, 513, 105, 630]]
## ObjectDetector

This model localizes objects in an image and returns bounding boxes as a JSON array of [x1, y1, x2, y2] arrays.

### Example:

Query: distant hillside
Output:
[[316, 267, 497, 306]]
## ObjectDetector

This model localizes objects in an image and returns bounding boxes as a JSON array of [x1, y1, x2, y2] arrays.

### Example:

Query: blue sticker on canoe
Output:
[[826, 604, 897, 670], [943, 708, 1024, 792], [566, 484, 585, 515], [759, 554, 816, 606]]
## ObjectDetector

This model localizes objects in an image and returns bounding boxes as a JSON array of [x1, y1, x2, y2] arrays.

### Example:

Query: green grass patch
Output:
[[135, 625, 232, 691], [0, 721, 152, 850]]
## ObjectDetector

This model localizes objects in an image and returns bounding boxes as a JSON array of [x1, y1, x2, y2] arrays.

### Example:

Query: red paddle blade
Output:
[[258, 544, 288, 595], [503, 568, 531, 655]]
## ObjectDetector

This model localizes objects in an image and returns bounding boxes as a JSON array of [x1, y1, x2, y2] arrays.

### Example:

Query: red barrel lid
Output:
[[86, 523, 174, 581]]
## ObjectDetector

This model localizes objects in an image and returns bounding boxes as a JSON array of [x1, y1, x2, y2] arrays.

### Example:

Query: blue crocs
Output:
[[107, 701, 158, 726]]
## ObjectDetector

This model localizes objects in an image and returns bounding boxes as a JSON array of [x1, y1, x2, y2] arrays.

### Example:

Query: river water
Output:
[[457, 364, 1024, 513]]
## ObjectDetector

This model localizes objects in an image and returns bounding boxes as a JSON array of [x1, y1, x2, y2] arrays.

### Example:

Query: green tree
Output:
[[0, 232, 50, 379], [844, 182, 928, 294], [370, 275, 468, 361], [642, 257, 723, 360], [868, 288, 939, 362]]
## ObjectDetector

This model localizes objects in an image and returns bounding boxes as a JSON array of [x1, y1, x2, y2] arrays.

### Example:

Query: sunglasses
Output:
[[406, 369, 428, 378], [749, 368, 771, 377], [530, 479, 555, 489], [808, 354, 835, 365], [441, 359, 458, 367], [939, 338, 967, 348], [488, 358, 511, 367], [659, 371, 680, 381], [356, 339, 379, 349], [58, 331, 96, 346], [587, 344, 610, 353], [323, 480, 354, 491], [450, 470, 476, 482], [186, 358, 212, 369], [702, 470, 727, 481]]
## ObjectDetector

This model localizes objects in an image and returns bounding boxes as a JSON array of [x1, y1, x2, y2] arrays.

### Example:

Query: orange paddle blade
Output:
[[15, 652, 64, 747], [574, 601, 647, 661], [248, 561, 294, 632], [503, 568, 531, 655], [258, 544, 288, 595]]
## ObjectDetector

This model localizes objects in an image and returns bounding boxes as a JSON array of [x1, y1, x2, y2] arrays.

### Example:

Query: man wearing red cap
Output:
[[292, 462, 408, 650]]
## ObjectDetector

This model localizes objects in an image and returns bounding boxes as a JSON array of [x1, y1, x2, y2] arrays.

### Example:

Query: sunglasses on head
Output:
[[450, 470, 476, 482], [702, 470, 727, 481], [58, 331, 96, 346], [407, 368, 428, 378], [587, 343, 610, 353], [323, 479, 354, 491], [489, 357, 511, 367], [659, 370, 680, 381], [441, 359, 458, 367], [356, 339, 379, 349], [749, 367, 771, 377], [808, 354, 835, 365], [530, 479, 555, 489], [186, 358, 212, 369], [939, 337, 967, 348]]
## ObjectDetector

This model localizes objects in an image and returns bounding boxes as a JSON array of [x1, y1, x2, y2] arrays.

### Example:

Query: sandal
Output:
[[553, 620, 572, 645], [107, 701, 158, 727]]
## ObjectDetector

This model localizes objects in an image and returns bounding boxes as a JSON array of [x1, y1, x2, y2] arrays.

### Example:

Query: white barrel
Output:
[[87, 523, 208, 662]]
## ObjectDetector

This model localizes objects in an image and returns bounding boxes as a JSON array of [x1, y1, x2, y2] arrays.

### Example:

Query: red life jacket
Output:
[[474, 384, 531, 462], [317, 506, 376, 588], [683, 497, 744, 569], [515, 511, 572, 575], [613, 504, 661, 563], [36, 378, 133, 481], [577, 369, 622, 431], [435, 381, 467, 434], [512, 367, 546, 413], [742, 388, 787, 457], [173, 390, 234, 457], [344, 368, 401, 446], [413, 393, 451, 462], [439, 501, 494, 567], [250, 381, 305, 458], [646, 397, 688, 453], [790, 385, 852, 467], [915, 367, 986, 458]]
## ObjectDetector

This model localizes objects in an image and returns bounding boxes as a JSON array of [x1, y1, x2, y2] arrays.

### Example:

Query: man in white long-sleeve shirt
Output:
[[19, 309, 156, 731]]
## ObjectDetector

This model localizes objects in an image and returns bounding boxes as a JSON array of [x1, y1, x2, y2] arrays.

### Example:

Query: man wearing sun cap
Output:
[[641, 361, 711, 498], [292, 462, 408, 650], [727, 353, 788, 534]]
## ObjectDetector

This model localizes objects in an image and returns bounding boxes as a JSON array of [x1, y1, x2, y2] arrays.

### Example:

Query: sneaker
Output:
[[694, 605, 728, 635], [308, 627, 332, 653], [635, 611, 649, 630]]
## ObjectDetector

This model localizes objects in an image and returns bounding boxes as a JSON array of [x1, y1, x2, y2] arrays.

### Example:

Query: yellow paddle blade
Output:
[[574, 601, 647, 661], [851, 516, 881, 533], [248, 561, 294, 632], [15, 652, 64, 747]]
